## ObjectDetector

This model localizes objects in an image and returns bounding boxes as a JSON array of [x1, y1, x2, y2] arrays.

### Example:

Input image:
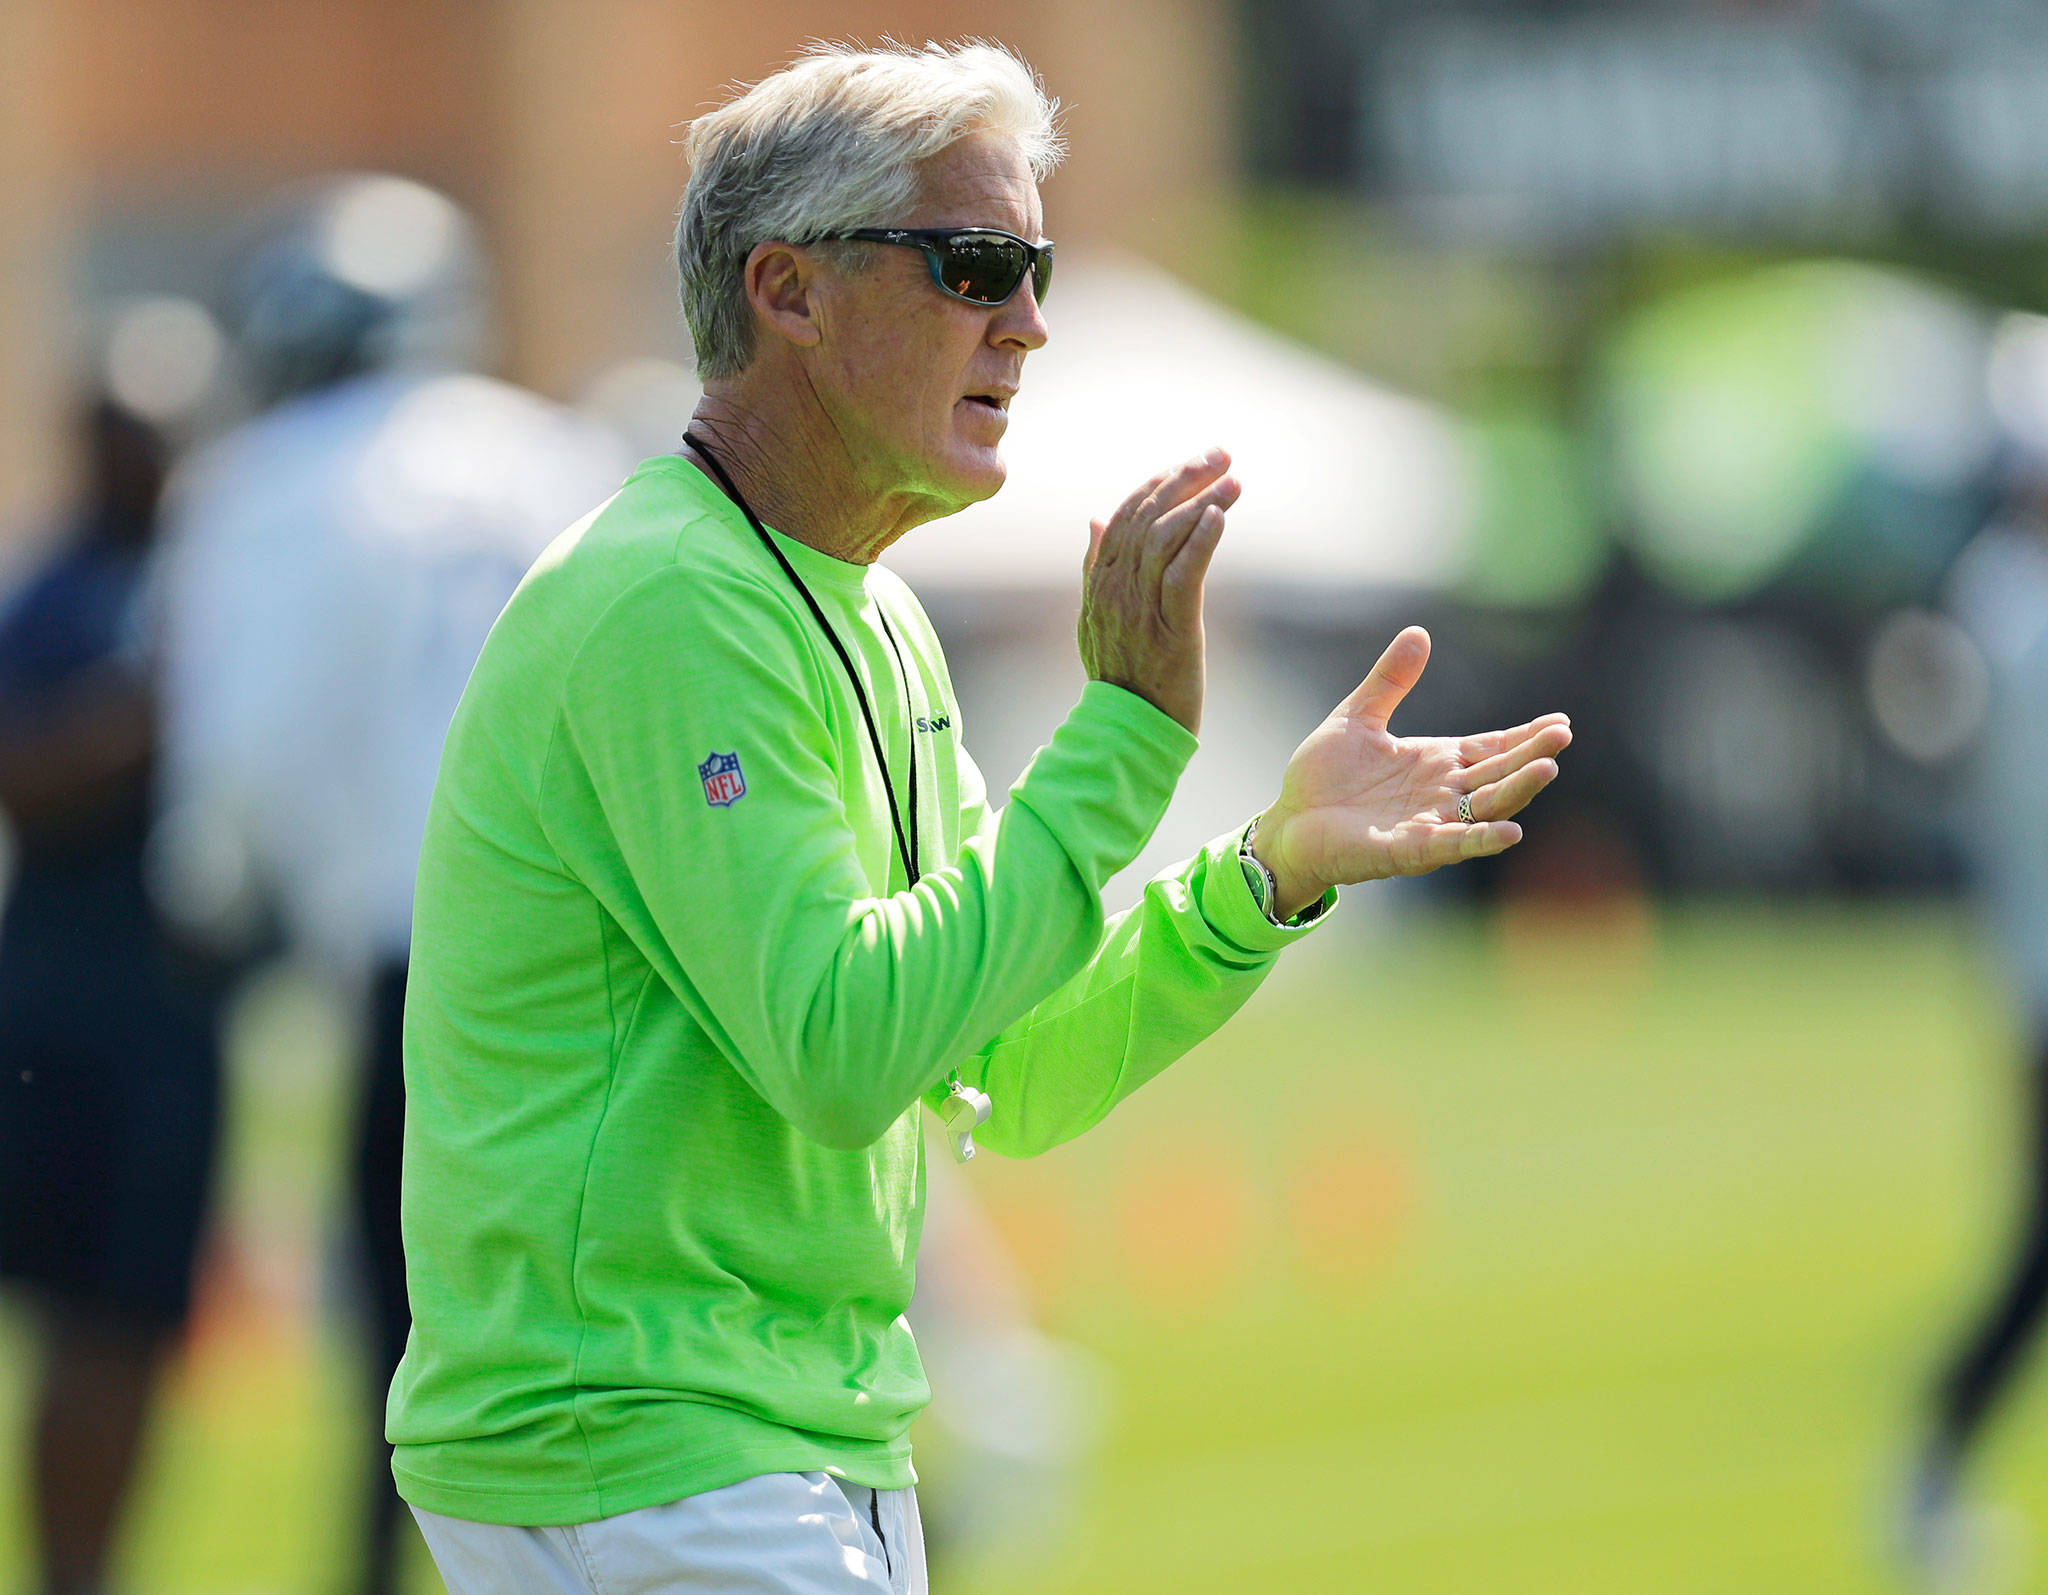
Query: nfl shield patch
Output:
[[698, 750, 747, 807]]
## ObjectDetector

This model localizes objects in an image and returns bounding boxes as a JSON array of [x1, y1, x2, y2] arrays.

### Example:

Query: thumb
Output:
[[1083, 517, 1106, 576], [1343, 626, 1430, 729]]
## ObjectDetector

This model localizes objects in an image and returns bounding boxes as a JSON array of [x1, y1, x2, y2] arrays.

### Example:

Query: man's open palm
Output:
[[1258, 627, 1571, 913]]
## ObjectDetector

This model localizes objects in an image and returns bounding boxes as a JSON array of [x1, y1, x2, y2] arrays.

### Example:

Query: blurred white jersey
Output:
[[156, 371, 630, 975], [1948, 521, 2048, 1018]]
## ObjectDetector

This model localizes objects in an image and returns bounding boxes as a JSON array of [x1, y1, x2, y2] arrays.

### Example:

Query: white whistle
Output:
[[936, 1078, 992, 1163]]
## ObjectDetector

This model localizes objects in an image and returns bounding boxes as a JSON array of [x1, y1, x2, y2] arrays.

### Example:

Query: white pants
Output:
[[413, 1472, 928, 1594]]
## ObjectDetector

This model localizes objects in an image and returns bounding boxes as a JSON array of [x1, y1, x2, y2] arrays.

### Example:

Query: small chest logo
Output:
[[698, 750, 747, 807]]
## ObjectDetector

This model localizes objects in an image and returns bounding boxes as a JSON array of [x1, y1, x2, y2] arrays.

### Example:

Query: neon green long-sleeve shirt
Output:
[[387, 454, 1330, 1526]]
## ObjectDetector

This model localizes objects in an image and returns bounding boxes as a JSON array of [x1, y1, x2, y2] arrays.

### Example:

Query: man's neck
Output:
[[684, 385, 938, 566]]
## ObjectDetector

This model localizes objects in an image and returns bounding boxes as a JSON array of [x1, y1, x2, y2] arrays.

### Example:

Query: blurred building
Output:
[[1250, 0, 2048, 244], [0, 0, 1235, 554], [13, 0, 2048, 901]]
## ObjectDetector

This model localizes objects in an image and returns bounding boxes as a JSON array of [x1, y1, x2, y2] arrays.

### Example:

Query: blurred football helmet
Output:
[[224, 173, 489, 406]]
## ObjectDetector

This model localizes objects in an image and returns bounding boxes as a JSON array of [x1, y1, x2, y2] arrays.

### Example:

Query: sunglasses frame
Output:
[[831, 226, 1055, 308]]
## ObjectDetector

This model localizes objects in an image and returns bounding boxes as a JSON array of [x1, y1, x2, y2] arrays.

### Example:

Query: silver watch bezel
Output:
[[1239, 818, 1286, 926]]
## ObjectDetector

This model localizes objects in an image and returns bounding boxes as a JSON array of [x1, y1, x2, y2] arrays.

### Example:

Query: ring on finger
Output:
[[1457, 793, 1475, 824]]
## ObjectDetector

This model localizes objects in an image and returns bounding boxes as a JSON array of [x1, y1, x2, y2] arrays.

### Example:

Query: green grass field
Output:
[[1, 901, 2040, 1593]]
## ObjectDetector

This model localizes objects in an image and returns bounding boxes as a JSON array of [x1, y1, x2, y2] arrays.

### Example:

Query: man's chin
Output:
[[926, 447, 1007, 512], [959, 453, 1007, 505]]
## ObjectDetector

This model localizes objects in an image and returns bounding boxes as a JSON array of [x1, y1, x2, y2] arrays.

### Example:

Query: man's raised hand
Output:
[[1251, 627, 1571, 918], [1078, 448, 1240, 735]]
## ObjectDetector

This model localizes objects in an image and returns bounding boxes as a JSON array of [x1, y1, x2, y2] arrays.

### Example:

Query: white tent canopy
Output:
[[884, 256, 1477, 597]]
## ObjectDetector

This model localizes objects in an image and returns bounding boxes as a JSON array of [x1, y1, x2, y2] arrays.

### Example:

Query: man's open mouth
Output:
[[963, 394, 1008, 413]]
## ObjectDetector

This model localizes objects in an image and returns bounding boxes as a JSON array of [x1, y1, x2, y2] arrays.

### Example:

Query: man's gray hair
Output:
[[677, 40, 1064, 381]]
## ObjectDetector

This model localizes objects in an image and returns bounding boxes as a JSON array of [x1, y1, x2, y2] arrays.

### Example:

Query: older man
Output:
[[390, 40, 1570, 1595]]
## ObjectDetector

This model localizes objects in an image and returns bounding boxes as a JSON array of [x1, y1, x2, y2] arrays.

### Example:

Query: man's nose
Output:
[[991, 278, 1048, 351]]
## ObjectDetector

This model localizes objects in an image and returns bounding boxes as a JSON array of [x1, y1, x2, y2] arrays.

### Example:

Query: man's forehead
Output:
[[905, 134, 1042, 233]]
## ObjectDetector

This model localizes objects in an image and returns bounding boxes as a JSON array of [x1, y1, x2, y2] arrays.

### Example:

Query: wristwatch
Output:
[[1238, 815, 1288, 927], [1239, 815, 1336, 928]]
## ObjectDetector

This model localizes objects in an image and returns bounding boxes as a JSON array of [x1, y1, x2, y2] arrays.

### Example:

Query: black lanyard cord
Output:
[[682, 433, 920, 888], [874, 608, 921, 886]]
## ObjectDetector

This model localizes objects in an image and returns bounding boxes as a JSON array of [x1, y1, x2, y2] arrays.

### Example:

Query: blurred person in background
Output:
[[0, 359, 236, 1595], [1904, 315, 2048, 1588], [153, 173, 627, 1595], [905, 1151, 1107, 1579], [389, 41, 1570, 1595]]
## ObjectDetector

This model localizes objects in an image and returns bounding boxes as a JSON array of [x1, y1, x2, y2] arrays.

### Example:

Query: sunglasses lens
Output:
[[939, 234, 1029, 303], [1032, 244, 1053, 305]]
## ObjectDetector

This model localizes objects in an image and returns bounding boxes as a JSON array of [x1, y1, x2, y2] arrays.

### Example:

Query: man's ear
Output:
[[744, 241, 823, 353]]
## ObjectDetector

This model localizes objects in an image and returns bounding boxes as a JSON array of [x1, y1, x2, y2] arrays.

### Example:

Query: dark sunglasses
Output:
[[832, 227, 1055, 307]]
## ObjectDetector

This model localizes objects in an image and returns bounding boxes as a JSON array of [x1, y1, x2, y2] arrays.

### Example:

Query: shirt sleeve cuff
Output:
[[1193, 824, 1337, 953], [1073, 679, 1201, 764]]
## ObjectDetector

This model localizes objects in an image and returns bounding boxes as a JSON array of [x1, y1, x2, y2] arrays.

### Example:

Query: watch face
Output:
[[1240, 851, 1272, 912]]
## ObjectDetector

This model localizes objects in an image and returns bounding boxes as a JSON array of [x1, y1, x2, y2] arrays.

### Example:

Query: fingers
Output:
[[1342, 626, 1431, 730], [1096, 448, 1231, 569], [1457, 820, 1522, 859], [1394, 818, 1522, 876], [1457, 721, 1572, 792], [1107, 468, 1171, 533], [1139, 474, 1241, 588], [1459, 711, 1570, 763], [1136, 447, 1231, 526], [1160, 504, 1225, 631], [1465, 755, 1559, 823]]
